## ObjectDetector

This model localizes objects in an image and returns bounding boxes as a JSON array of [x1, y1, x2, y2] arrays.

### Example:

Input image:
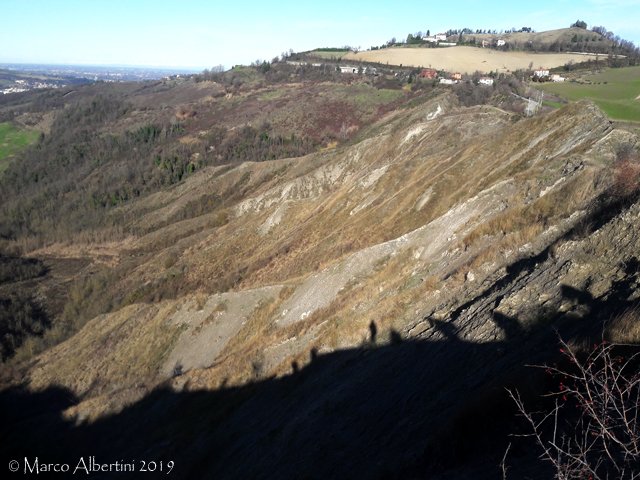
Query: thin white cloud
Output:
[[587, 0, 640, 6]]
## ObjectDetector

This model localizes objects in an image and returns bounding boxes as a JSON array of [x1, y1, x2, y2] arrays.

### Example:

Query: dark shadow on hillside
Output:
[[0, 252, 51, 361], [0, 253, 49, 285], [2, 275, 639, 480]]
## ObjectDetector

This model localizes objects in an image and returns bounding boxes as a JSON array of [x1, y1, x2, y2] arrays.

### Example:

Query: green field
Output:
[[538, 66, 640, 121], [542, 99, 566, 109], [307, 49, 350, 60], [0, 122, 39, 175]]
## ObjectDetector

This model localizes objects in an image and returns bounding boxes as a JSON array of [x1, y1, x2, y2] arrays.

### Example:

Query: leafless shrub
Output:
[[510, 338, 640, 479], [163, 250, 179, 269], [500, 442, 512, 480], [612, 144, 640, 198]]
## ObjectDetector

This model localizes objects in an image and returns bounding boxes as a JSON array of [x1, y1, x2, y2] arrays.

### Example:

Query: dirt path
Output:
[[29, 239, 135, 267]]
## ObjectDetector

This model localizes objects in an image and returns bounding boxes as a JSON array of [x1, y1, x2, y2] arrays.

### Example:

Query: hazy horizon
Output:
[[0, 62, 202, 72]]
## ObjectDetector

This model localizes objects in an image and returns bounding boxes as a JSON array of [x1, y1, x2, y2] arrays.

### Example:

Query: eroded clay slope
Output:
[[26, 98, 639, 425]]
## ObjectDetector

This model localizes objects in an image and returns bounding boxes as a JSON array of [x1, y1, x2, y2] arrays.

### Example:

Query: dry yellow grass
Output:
[[345, 46, 604, 73], [28, 302, 184, 397], [608, 308, 640, 344]]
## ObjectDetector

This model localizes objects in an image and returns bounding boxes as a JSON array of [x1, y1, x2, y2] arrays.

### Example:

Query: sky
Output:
[[1, 0, 639, 70]]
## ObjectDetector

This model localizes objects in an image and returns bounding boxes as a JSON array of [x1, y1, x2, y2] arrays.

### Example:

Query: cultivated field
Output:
[[344, 46, 605, 73], [538, 66, 640, 122]]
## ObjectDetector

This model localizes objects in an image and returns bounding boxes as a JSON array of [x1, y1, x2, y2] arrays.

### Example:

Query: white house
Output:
[[533, 68, 550, 78], [551, 74, 565, 82], [478, 77, 494, 86], [422, 33, 448, 43], [439, 78, 457, 85], [339, 65, 358, 74], [496, 39, 506, 47]]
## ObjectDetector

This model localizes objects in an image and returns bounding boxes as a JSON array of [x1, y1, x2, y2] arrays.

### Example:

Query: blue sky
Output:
[[1, 0, 639, 69]]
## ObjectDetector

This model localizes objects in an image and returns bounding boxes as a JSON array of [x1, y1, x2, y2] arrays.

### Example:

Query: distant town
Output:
[[0, 63, 200, 95]]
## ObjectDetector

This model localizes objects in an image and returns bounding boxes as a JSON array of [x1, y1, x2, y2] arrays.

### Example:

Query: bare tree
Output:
[[510, 338, 640, 479]]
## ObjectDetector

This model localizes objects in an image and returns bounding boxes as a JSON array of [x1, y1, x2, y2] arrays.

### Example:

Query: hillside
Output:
[[344, 46, 604, 73], [343, 26, 639, 73], [1, 67, 640, 478], [459, 27, 616, 52]]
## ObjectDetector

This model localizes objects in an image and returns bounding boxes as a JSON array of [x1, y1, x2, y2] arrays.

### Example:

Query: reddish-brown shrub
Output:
[[612, 144, 640, 198]]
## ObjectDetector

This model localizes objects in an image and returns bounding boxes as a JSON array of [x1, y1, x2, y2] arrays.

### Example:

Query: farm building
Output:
[[533, 68, 550, 78], [551, 74, 565, 82], [451, 72, 462, 80], [287, 61, 322, 67], [439, 78, 457, 85], [422, 33, 448, 43], [496, 39, 506, 47], [419, 68, 438, 79], [338, 65, 359, 74], [478, 77, 494, 86]]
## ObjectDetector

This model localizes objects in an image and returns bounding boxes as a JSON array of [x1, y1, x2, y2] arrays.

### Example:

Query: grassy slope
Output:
[[0, 122, 38, 175], [538, 66, 640, 121], [306, 49, 350, 60]]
